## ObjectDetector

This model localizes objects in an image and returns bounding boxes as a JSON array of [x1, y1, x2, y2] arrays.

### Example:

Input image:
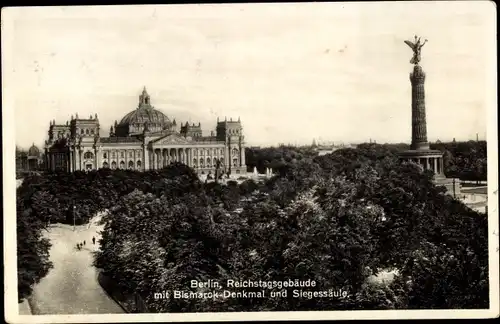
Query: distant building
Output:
[[314, 141, 357, 156], [16, 144, 44, 173], [44, 87, 247, 175]]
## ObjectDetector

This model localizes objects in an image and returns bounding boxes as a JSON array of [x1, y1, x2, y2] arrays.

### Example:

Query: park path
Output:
[[27, 213, 124, 314]]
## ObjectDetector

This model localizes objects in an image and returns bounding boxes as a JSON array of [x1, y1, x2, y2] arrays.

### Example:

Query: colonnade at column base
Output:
[[398, 149, 461, 197]]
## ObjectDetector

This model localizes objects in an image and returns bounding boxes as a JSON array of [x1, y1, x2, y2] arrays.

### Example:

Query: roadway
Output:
[[26, 213, 124, 314]]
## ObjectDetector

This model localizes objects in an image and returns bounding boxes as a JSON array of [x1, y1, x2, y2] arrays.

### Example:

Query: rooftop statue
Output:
[[404, 35, 428, 65]]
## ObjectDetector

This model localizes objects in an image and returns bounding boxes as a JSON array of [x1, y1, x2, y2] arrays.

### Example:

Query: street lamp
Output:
[[73, 204, 76, 231]]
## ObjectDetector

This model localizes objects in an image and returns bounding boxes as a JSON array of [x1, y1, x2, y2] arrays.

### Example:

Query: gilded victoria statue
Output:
[[404, 35, 428, 65]]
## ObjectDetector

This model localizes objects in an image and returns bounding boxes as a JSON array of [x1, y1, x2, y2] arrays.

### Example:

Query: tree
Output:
[[17, 199, 53, 302]]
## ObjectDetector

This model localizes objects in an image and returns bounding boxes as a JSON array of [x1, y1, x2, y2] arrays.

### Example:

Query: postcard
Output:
[[2, 2, 498, 322]]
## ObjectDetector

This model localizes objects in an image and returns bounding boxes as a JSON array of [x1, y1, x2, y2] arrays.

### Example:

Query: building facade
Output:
[[45, 87, 247, 176]]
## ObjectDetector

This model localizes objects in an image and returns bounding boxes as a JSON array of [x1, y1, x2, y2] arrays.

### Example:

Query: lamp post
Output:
[[73, 204, 76, 231]]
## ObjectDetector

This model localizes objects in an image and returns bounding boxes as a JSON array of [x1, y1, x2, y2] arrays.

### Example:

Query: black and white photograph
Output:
[[2, 2, 498, 322]]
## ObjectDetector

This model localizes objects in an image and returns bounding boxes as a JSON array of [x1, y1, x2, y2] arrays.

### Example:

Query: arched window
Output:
[[137, 160, 142, 168], [220, 157, 224, 164], [91, 129, 95, 135], [103, 152, 108, 159], [129, 151, 133, 158], [193, 158, 197, 168], [81, 129, 84, 134], [111, 161, 117, 169], [111, 151, 116, 159], [84, 152, 94, 159], [233, 158, 238, 167], [213, 157, 217, 165], [206, 158, 211, 167], [120, 152, 125, 158], [220, 149, 224, 155], [128, 161, 134, 169], [232, 148, 238, 156], [200, 159, 204, 168], [86, 129, 89, 135], [102, 162, 109, 169], [119, 161, 125, 169]]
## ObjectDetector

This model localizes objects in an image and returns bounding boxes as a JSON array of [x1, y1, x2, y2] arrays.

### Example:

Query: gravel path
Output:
[[27, 213, 124, 314]]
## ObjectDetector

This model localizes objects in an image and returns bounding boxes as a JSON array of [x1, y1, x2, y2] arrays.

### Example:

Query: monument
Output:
[[398, 36, 460, 196]]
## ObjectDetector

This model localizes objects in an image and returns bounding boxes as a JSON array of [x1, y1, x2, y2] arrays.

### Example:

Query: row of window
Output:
[[85, 147, 242, 160], [102, 160, 142, 169], [78, 128, 96, 135], [91, 158, 240, 170], [102, 150, 142, 159]]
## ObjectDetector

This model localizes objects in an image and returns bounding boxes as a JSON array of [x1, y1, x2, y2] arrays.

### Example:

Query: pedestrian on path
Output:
[[83, 240, 86, 246], [92, 236, 96, 245]]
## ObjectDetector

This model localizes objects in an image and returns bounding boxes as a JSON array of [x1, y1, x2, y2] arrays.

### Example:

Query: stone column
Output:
[[410, 65, 429, 150], [133, 150, 136, 170], [143, 145, 149, 171], [79, 149, 83, 170], [153, 150, 157, 170], [68, 151, 72, 172], [95, 147, 100, 170], [433, 157, 438, 174], [72, 148, 76, 171], [224, 145, 229, 171], [240, 144, 246, 168]]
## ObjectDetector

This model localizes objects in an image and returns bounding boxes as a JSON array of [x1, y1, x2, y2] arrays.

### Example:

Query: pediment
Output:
[[151, 134, 191, 145]]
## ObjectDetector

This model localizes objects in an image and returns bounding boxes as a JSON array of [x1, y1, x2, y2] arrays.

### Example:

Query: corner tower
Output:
[[216, 117, 246, 174]]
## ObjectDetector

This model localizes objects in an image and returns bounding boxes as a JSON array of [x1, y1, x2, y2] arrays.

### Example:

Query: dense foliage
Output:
[[90, 144, 486, 311], [16, 197, 53, 302], [245, 145, 318, 174], [430, 140, 487, 181], [17, 143, 488, 310], [245, 140, 487, 182]]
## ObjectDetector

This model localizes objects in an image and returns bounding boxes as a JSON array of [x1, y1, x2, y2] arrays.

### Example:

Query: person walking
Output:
[[92, 236, 96, 245], [83, 240, 86, 246]]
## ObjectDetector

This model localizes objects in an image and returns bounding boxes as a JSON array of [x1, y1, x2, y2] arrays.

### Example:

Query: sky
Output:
[[3, 2, 496, 149]]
